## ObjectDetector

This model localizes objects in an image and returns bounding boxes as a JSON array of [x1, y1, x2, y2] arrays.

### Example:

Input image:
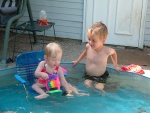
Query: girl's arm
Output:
[[58, 67, 72, 93], [34, 61, 49, 79]]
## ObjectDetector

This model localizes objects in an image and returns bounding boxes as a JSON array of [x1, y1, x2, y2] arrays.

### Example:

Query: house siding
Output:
[[144, 0, 150, 47], [19, 0, 84, 40], [18, 0, 150, 47]]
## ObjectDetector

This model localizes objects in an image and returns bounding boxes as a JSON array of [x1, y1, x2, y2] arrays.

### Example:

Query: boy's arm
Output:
[[110, 48, 120, 71], [72, 44, 88, 66], [72, 49, 87, 65]]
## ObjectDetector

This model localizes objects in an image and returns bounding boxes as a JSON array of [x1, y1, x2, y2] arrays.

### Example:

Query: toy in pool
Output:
[[46, 67, 67, 94], [46, 74, 62, 94], [62, 67, 67, 76]]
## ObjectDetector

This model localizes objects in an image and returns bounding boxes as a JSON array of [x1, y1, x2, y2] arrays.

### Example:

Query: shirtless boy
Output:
[[73, 22, 120, 91]]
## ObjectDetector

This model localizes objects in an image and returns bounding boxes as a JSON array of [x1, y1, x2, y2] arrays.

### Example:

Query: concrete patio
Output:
[[0, 32, 150, 70]]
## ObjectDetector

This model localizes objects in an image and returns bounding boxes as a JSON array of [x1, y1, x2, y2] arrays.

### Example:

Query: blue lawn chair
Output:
[[14, 50, 44, 84]]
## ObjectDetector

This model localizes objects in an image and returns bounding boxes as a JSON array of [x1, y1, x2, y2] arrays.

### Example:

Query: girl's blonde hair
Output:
[[88, 21, 108, 40], [45, 42, 62, 58]]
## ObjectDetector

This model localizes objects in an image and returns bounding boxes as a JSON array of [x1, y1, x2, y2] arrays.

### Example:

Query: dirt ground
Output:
[[108, 46, 150, 67], [0, 32, 150, 69]]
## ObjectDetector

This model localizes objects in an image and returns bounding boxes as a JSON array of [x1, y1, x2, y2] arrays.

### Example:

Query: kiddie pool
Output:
[[0, 62, 150, 113]]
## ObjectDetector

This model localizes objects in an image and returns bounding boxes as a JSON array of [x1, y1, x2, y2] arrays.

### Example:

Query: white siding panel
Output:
[[148, 0, 150, 7], [144, 35, 150, 47], [55, 26, 82, 34], [144, 0, 150, 46], [37, 31, 82, 40], [147, 8, 150, 14], [31, 5, 83, 16], [22, 12, 83, 22], [19, 0, 84, 40], [46, 0, 83, 3], [144, 28, 150, 34], [146, 14, 150, 21], [144, 41, 150, 46], [19, 17, 82, 28], [30, 0, 83, 9], [145, 21, 150, 29], [52, 32, 82, 40], [144, 35, 150, 41]]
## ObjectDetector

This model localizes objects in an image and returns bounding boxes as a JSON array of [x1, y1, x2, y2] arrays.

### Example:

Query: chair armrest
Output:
[[15, 74, 26, 84]]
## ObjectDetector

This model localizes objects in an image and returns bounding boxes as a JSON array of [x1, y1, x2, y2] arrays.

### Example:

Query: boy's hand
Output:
[[72, 60, 78, 66], [114, 65, 121, 72]]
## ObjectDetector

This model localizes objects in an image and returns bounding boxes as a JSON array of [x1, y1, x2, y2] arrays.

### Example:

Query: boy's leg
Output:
[[94, 83, 105, 91], [84, 79, 92, 88]]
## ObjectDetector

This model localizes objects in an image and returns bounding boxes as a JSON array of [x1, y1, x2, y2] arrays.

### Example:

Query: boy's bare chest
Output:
[[87, 50, 108, 63]]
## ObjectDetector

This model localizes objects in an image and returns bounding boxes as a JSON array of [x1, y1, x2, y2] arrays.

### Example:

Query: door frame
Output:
[[82, 0, 148, 48]]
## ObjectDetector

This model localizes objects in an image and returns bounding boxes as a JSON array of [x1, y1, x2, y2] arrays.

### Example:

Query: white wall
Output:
[[144, 0, 150, 47], [19, 0, 84, 40]]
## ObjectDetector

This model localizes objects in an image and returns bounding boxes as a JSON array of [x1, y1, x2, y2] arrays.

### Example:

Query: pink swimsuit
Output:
[[38, 65, 59, 84]]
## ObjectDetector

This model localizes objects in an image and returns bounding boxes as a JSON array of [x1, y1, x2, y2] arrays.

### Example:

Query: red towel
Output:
[[121, 64, 145, 74]]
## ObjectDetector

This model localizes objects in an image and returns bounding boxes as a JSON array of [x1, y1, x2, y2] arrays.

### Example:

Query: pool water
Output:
[[0, 63, 150, 113]]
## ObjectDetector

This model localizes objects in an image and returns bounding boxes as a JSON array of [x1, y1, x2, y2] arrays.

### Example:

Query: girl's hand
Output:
[[68, 89, 73, 94], [41, 73, 49, 80], [62, 91, 73, 96], [66, 90, 74, 97]]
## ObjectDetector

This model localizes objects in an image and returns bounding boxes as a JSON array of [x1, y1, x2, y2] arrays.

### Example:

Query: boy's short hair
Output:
[[88, 21, 108, 39], [45, 42, 62, 57]]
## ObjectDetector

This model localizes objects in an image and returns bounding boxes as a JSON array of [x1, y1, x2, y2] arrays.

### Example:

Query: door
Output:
[[83, 0, 147, 48]]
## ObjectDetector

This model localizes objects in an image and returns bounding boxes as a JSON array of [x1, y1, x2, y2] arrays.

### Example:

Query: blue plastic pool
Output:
[[0, 63, 150, 113]]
